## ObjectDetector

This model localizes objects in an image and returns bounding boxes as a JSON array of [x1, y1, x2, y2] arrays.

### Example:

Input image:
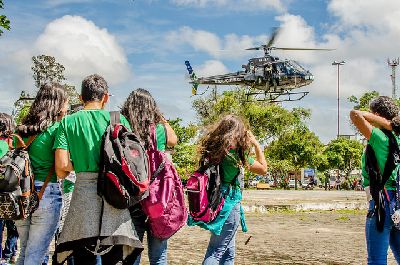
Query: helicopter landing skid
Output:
[[245, 90, 309, 103]]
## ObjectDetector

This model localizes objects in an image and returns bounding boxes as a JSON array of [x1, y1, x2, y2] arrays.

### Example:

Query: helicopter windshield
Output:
[[283, 60, 308, 75]]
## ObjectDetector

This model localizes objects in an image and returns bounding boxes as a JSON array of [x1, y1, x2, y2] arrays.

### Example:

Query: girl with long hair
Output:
[[121, 88, 177, 265], [351, 96, 400, 264], [189, 114, 267, 264], [15, 83, 69, 265]]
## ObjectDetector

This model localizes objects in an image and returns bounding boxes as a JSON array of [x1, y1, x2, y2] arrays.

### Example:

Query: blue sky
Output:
[[0, 0, 399, 143]]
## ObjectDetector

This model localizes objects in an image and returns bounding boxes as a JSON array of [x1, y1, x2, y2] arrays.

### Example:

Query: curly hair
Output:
[[81, 74, 108, 103], [17, 83, 68, 137], [198, 114, 252, 166], [121, 88, 163, 149], [370, 96, 399, 120], [0, 113, 15, 137]]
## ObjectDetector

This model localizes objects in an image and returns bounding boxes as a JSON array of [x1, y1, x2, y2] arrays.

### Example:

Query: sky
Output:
[[0, 0, 399, 143]]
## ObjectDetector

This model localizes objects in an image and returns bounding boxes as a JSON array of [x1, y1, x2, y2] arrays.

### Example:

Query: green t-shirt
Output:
[[362, 128, 400, 190], [221, 149, 255, 183], [53, 110, 131, 173], [27, 122, 59, 183], [156, 123, 167, 151], [0, 140, 9, 159]]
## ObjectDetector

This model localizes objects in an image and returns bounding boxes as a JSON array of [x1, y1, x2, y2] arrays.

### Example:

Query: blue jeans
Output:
[[0, 220, 18, 259], [131, 208, 168, 265], [366, 193, 400, 265], [15, 181, 62, 265], [203, 203, 240, 265]]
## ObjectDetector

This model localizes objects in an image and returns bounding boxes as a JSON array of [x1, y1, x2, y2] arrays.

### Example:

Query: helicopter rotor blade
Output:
[[266, 27, 280, 48], [245, 47, 262, 51], [273, 47, 335, 51]]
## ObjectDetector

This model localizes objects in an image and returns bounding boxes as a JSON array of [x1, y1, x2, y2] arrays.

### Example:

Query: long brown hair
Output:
[[121, 88, 163, 149], [198, 114, 252, 166], [17, 83, 68, 137]]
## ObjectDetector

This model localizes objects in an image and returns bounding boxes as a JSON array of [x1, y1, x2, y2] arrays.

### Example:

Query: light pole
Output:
[[332, 61, 345, 138]]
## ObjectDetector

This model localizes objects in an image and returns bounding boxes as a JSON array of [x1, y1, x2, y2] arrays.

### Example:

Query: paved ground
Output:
[[241, 189, 368, 210]]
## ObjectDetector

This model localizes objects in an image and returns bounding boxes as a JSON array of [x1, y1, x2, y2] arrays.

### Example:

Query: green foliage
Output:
[[323, 137, 364, 177], [32, 55, 66, 89], [169, 118, 198, 180], [0, 0, 10, 36], [14, 55, 80, 123], [173, 144, 197, 180], [266, 127, 324, 171], [168, 118, 197, 144], [348, 91, 379, 111], [14, 91, 33, 124], [192, 89, 310, 143], [63, 84, 80, 105]]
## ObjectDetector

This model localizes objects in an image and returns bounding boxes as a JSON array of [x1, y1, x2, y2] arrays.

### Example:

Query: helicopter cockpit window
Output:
[[249, 62, 255, 72], [286, 60, 307, 74]]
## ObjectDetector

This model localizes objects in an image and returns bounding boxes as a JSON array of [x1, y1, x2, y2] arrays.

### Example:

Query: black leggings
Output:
[[70, 245, 139, 265]]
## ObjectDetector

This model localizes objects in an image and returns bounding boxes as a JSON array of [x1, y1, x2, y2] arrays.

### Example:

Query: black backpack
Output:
[[98, 111, 150, 209], [366, 129, 400, 231], [0, 135, 53, 220]]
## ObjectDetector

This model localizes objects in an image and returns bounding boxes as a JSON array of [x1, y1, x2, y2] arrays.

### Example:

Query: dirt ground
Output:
[[39, 190, 394, 264], [140, 210, 396, 265]]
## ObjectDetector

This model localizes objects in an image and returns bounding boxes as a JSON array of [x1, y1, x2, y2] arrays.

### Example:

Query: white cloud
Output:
[[35, 15, 131, 86], [165, 26, 268, 59], [171, 0, 286, 12], [0, 15, 132, 114], [166, 26, 222, 57], [196, 60, 229, 77]]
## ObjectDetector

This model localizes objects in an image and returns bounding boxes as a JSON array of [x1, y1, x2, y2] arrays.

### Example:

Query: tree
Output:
[[192, 89, 310, 143], [14, 55, 80, 123], [32, 55, 66, 89], [0, 0, 10, 36], [266, 127, 324, 189], [348, 91, 379, 111], [323, 137, 364, 178], [169, 118, 198, 180]]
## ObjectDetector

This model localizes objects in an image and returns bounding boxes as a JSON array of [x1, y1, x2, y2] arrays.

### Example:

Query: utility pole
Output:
[[388, 58, 399, 99], [332, 61, 345, 139]]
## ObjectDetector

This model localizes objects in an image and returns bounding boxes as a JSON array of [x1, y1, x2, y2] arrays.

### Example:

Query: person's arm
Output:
[[350, 110, 391, 140], [53, 120, 73, 179], [247, 131, 268, 175], [55, 149, 73, 179], [161, 118, 178, 147]]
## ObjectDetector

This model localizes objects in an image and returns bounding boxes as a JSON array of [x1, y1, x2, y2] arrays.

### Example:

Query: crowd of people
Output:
[[0, 74, 267, 265], [0, 74, 400, 265]]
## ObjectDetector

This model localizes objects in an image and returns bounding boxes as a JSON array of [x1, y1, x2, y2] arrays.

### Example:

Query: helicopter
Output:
[[185, 28, 333, 102]]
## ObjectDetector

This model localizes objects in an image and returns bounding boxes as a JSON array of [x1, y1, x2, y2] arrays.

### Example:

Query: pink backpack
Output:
[[187, 164, 227, 223], [140, 125, 187, 239]]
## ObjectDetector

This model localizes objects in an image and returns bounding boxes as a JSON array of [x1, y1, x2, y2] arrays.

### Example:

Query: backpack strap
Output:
[[13, 134, 37, 149], [110, 111, 120, 126], [38, 164, 55, 200]]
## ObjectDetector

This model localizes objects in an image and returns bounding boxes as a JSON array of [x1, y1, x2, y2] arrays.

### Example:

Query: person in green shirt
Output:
[[14, 83, 69, 265], [0, 113, 19, 264], [188, 114, 267, 264], [120, 88, 178, 265], [350, 96, 400, 264], [54, 74, 142, 265]]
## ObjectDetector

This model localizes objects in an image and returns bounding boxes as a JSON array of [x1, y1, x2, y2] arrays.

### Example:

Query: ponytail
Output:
[[391, 116, 400, 135]]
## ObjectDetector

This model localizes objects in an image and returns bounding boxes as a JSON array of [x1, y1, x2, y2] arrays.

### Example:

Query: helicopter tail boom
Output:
[[185, 60, 199, 95]]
